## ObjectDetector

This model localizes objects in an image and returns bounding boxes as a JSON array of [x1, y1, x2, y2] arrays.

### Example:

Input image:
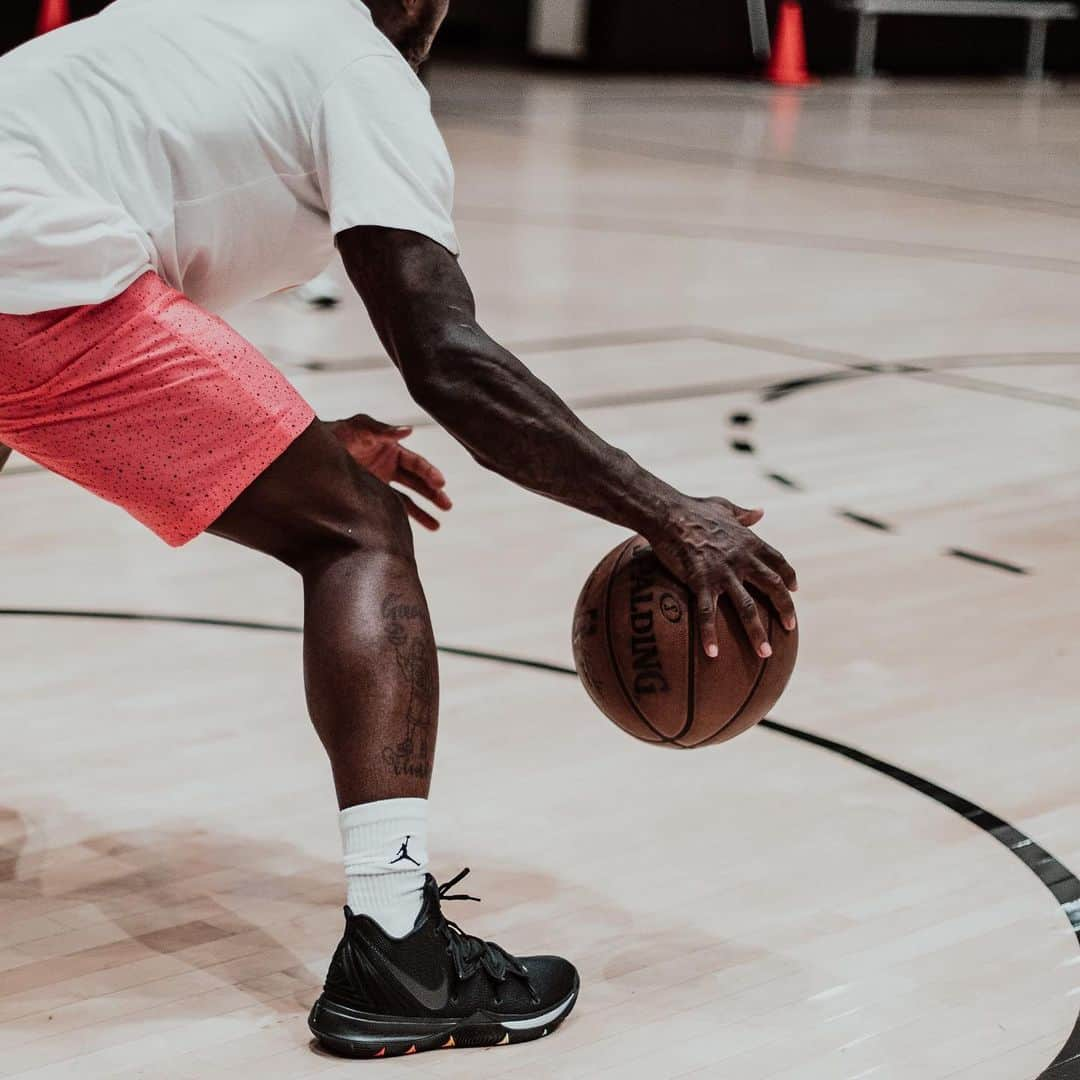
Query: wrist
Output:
[[609, 454, 685, 536]]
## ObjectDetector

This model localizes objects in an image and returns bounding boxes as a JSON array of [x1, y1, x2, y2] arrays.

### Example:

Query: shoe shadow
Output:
[[428, 859, 762, 986], [0, 806, 29, 883], [0, 807, 331, 1030], [3, 812, 724, 1064]]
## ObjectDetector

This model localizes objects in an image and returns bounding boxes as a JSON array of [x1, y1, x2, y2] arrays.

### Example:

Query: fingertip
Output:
[[759, 642, 773, 658], [706, 643, 719, 658]]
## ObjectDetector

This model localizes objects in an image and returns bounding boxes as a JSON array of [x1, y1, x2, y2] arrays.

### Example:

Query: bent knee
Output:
[[341, 467, 413, 553], [294, 467, 413, 570], [210, 419, 415, 569]]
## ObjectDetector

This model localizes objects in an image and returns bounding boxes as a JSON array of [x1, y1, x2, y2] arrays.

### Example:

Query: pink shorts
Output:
[[0, 272, 314, 546]]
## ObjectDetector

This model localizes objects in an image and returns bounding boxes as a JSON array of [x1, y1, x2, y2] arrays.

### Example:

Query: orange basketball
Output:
[[572, 536, 798, 747]]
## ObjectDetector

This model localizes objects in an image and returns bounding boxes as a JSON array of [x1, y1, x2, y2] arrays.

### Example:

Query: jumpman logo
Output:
[[389, 835, 420, 866]]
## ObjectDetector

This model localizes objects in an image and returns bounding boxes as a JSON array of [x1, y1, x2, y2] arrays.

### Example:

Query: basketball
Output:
[[572, 536, 798, 747]]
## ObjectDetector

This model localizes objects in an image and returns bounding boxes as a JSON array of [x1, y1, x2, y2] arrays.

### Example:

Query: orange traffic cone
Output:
[[766, 1, 816, 86], [35, 0, 70, 36]]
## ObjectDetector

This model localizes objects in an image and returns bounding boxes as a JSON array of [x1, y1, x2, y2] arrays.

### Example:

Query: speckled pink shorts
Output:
[[0, 272, 315, 546]]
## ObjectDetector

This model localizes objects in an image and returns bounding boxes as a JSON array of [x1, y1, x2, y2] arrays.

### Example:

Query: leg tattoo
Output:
[[381, 593, 436, 780]]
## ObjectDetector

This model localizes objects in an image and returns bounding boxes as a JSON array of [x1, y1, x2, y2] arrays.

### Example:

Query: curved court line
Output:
[[759, 719, 1080, 1080], [267, 324, 1080, 413], [0, 604, 1077, 1075], [268, 329, 1080, 381], [897, 351, 1080, 370], [731, 388, 1037, 573]]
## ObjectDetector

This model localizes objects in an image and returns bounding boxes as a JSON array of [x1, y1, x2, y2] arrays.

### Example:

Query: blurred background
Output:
[[3, 0, 1080, 75]]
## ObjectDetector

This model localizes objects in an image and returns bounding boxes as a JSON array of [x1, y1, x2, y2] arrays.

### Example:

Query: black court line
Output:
[[837, 511, 894, 533], [761, 370, 870, 402], [766, 472, 801, 490], [0, 607, 586, 676], [267, 323, 1080, 413], [947, 548, 1031, 576], [728, 413, 1027, 573], [437, 644, 580, 677], [0, 608, 301, 635], [913, 371, 1080, 412], [897, 351, 1080, 371], [735, 374, 1043, 574], [0, 604, 1077, 1075], [757, 718, 1080, 1079], [273, 323, 874, 378], [269, 325, 706, 375], [701, 334, 1080, 413]]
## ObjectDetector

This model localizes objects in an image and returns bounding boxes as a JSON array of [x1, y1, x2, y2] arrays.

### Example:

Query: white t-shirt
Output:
[[0, 0, 458, 315]]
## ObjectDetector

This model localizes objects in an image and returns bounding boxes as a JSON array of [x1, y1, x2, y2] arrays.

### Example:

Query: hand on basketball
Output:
[[328, 414, 452, 531], [649, 496, 797, 660]]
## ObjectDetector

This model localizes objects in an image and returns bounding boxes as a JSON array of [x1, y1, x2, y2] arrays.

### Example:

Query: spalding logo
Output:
[[659, 593, 682, 623], [628, 546, 669, 696]]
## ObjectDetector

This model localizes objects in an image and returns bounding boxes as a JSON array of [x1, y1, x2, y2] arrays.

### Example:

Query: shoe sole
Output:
[[308, 978, 580, 1059]]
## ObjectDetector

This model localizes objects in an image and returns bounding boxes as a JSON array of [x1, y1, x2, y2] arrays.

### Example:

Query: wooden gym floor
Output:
[[1, 70, 1078, 1079]]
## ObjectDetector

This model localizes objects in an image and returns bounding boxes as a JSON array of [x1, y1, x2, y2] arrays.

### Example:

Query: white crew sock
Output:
[[339, 798, 428, 938]]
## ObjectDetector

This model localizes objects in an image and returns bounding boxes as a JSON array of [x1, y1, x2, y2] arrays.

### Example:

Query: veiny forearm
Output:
[[339, 226, 683, 532], [412, 329, 680, 532]]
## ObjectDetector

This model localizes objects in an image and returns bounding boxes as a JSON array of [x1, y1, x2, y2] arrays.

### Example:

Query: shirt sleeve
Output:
[[311, 55, 459, 255]]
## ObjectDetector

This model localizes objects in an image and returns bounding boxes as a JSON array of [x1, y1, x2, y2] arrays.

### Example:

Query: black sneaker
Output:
[[308, 869, 580, 1059]]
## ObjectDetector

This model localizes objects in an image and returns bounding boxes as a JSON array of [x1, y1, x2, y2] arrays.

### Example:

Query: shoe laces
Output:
[[435, 869, 539, 1007]]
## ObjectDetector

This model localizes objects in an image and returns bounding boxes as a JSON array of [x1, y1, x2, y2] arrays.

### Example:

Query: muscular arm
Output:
[[339, 227, 674, 535], [338, 226, 796, 657]]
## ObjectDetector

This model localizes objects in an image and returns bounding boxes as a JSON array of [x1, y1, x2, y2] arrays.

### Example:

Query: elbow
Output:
[[402, 354, 455, 418], [399, 343, 504, 474], [399, 324, 486, 417]]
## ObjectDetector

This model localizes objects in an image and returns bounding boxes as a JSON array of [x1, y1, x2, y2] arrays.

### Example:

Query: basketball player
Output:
[[0, 0, 797, 1057]]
